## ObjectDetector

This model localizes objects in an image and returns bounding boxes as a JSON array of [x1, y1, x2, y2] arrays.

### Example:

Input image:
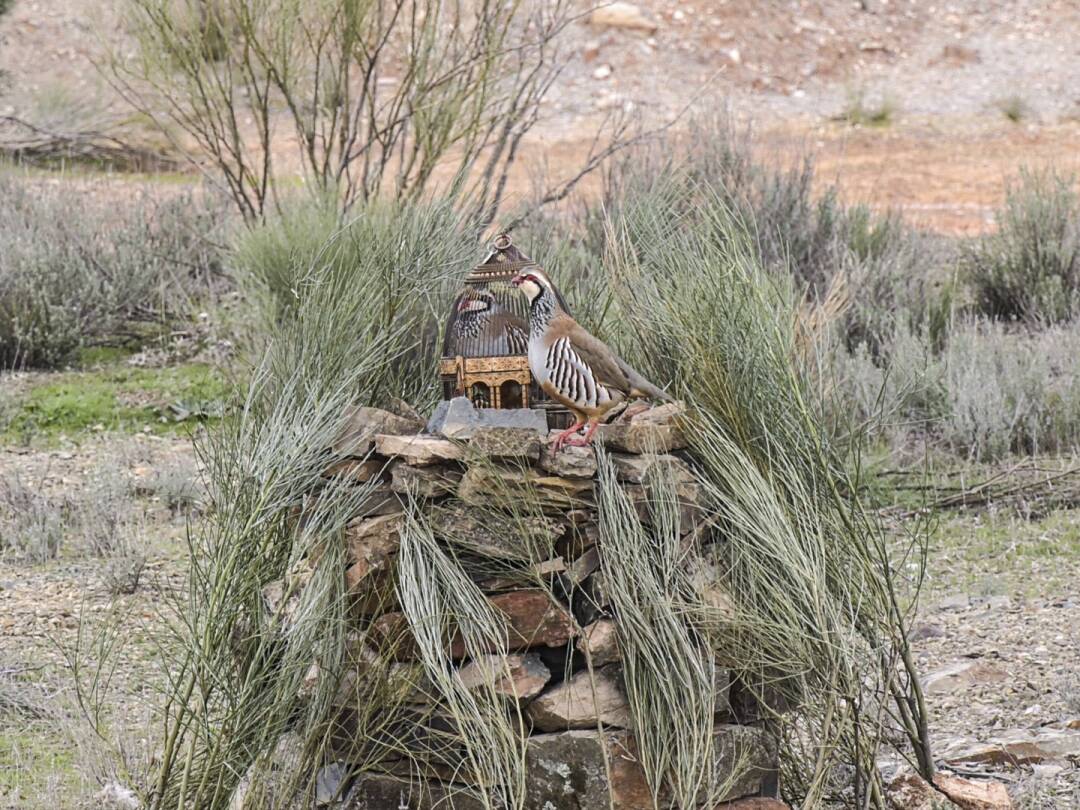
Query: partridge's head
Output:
[[457, 290, 494, 315], [510, 268, 553, 304]]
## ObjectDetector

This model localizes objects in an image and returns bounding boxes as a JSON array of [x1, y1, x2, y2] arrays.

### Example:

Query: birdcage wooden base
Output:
[[440, 355, 532, 409], [440, 356, 575, 429]]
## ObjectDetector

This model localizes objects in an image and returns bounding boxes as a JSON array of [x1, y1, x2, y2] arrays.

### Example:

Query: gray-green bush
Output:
[[940, 320, 1080, 459], [125, 200, 482, 808], [0, 174, 227, 368], [966, 167, 1080, 324], [517, 113, 945, 354], [0, 476, 73, 562], [832, 319, 1080, 461], [231, 198, 476, 410], [0, 465, 147, 583], [602, 181, 932, 801]]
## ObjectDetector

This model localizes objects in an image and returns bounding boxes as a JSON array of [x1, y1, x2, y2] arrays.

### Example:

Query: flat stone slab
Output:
[[427, 396, 549, 439], [427, 500, 564, 561], [527, 666, 632, 731], [335, 406, 424, 457], [373, 588, 576, 660], [577, 619, 620, 666], [610, 452, 694, 484], [322, 457, 386, 483], [595, 401, 688, 453], [456, 653, 551, 702], [343, 773, 485, 810], [458, 466, 593, 510], [374, 434, 464, 466], [539, 443, 598, 478], [389, 462, 462, 498], [942, 727, 1080, 766], [469, 426, 543, 460], [342, 514, 403, 592]]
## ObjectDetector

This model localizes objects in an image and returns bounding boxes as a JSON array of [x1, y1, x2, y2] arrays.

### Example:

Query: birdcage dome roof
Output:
[[442, 234, 567, 359]]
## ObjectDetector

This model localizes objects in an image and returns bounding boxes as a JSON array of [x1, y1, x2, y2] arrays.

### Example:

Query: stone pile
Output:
[[251, 397, 782, 810]]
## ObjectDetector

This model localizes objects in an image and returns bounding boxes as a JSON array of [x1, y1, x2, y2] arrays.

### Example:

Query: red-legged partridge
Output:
[[511, 268, 671, 449], [454, 289, 529, 355]]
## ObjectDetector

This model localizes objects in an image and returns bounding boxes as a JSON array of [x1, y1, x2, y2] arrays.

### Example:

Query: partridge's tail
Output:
[[617, 358, 674, 403]]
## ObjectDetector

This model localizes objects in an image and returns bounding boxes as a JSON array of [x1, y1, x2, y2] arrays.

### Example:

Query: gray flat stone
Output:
[[469, 427, 543, 460], [427, 500, 564, 561], [577, 619, 620, 666], [456, 653, 551, 701], [389, 462, 461, 498], [427, 396, 548, 439], [527, 666, 632, 731], [334, 406, 424, 457], [539, 443, 598, 478], [374, 434, 464, 466]]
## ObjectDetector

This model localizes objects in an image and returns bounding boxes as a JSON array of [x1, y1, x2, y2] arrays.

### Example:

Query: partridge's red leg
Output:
[[552, 420, 586, 451], [564, 419, 600, 447]]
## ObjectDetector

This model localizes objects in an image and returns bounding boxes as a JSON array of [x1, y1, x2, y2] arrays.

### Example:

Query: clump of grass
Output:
[[966, 166, 1080, 324], [0, 174, 228, 369], [840, 85, 896, 127], [998, 94, 1029, 123], [519, 112, 941, 355], [830, 316, 1080, 460], [149, 460, 202, 514], [232, 197, 475, 411], [105, 198, 482, 808], [593, 452, 719, 807], [0, 476, 73, 562], [395, 501, 526, 806], [939, 319, 1080, 459], [0, 463, 148, 588], [76, 465, 149, 593], [602, 181, 933, 804], [75, 184, 935, 809]]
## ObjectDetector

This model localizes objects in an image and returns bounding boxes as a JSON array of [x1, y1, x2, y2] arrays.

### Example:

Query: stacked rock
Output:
[[253, 397, 781, 810]]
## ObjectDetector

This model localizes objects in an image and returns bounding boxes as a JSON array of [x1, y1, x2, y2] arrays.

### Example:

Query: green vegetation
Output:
[[965, 166, 1080, 324], [93, 176, 933, 809], [930, 508, 1080, 598], [840, 85, 897, 127], [4, 104, 1080, 808], [0, 726, 79, 802], [1, 362, 230, 444], [999, 94, 1030, 123]]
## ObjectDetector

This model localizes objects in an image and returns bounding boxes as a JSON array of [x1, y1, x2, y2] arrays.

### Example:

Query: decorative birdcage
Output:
[[440, 234, 570, 421]]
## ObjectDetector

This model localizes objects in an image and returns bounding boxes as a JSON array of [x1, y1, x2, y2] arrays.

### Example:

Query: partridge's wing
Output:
[[506, 324, 528, 355], [548, 315, 632, 395], [492, 312, 529, 355]]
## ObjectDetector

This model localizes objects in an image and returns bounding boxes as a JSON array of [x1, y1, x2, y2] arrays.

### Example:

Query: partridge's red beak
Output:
[[510, 274, 524, 287], [456, 297, 471, 312]]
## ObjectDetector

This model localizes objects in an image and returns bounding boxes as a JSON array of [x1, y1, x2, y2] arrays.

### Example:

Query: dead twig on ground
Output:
[[0, 115, 178, 171]]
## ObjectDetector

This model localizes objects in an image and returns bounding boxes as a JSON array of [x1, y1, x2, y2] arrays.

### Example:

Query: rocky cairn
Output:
[[251, 397, 781, 809]]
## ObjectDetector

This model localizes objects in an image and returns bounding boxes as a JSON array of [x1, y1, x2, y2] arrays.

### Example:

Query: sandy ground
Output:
[[4, 0, 1080, 234]]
